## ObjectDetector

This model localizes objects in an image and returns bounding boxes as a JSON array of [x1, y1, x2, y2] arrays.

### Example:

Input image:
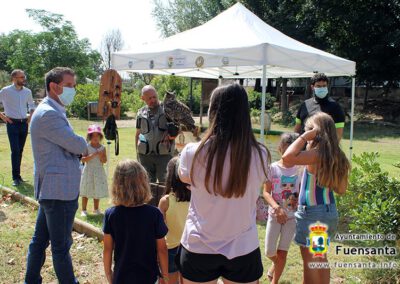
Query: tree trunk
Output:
[[267, 78, 273, 93], [329, 77, 335, 95], [304, 78, 311, 99], [254, 78, 261, 92], [275, 79, 281, 101], [189, 77, 193, 111], [281, 79, 288, 112], [363, 83, 369, 110]]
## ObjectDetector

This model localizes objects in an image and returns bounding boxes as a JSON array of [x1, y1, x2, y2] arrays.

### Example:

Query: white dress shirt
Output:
[[0, 84, 35, 119]]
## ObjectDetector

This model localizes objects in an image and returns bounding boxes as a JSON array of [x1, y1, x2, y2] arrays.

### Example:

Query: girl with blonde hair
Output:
[[283, 112, 350, 284], [103, 160, 169, 284]]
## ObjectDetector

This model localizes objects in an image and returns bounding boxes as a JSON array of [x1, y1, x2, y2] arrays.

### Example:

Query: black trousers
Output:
[[6, 120, 28, 180]]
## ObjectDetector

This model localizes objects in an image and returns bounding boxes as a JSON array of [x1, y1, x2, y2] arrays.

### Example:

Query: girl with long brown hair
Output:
[[282, 112, 350, 284], [176, 84, 270, 284]]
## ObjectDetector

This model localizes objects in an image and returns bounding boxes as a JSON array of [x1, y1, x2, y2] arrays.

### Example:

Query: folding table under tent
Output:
[[112, 3, 357, 157]]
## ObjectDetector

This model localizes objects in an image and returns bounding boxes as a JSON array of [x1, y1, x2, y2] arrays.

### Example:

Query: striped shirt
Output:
[[299, 168, 335, 206]]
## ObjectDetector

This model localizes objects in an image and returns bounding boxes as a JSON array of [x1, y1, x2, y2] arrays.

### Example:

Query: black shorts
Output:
[[176, 245, 263, 283]]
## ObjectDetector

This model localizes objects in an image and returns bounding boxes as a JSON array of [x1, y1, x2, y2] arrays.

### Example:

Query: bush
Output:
[[67, 84, 98, 118], [281, 110, 296, 126], [67, 84, 140, 119], [152, 75, 202, 114], [338, 152, 400, 241], [247, 90, 275, 110], [122, 89, 144, 116]]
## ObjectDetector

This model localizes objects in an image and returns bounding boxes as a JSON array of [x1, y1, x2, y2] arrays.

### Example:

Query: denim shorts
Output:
[[168, 246, 179, 273], [294, 204, 338, 247]]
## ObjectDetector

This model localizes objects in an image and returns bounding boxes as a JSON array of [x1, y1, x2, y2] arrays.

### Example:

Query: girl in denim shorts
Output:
[[282, 112, 350, 284]]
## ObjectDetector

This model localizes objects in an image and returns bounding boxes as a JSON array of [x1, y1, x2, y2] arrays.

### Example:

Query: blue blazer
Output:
[[30, 97, 87, 201]]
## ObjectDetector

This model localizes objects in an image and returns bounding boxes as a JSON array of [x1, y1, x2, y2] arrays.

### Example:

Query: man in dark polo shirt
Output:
[[294, 73, 345, 140], [0, 69, 35, 186]]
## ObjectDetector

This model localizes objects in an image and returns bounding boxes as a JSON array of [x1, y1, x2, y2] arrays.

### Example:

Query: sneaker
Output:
[[81, 211, 88, 217], [93, 209, 102, 215], [12, 179, 21, 186], [18, 177, 25, 183]]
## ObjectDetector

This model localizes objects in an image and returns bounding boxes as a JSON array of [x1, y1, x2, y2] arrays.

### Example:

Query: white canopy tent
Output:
[[112, 3, 357, 156]]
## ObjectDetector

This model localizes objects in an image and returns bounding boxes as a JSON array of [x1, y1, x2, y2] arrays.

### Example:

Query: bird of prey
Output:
[[163, 91, 199, 138]]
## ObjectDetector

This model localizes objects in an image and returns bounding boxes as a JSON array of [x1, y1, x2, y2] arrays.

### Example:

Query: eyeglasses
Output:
[[15, 76, 26, 79]]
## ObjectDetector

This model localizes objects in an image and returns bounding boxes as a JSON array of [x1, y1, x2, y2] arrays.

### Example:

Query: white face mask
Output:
[[59, 87, 76, 106]]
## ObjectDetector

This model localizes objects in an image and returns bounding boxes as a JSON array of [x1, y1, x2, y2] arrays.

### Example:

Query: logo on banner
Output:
[[306, 222, 330, 258], [128, 60, 133, 68], [195, 56, 204, 68], [167, 56, 174, 68], [149, 60, 154, 69], [222, 57, 229, 66], [175, 56, 186, 67]]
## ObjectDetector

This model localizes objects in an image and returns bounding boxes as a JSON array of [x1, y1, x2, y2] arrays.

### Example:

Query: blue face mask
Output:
[[59, 87, 76, 106], [314, 87, 328, 99]]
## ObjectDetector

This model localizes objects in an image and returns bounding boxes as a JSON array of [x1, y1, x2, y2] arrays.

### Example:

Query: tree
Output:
[[0, 70, 10, 88], [153, 0, 235, 37], [0, 9, 102, 93], [101, 29, 124, 69], [300, 0, 400, 106], [152, 0, 400, 106]]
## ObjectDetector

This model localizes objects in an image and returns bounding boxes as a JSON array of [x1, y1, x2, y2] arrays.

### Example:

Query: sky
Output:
[[0, 0, 163, 51]]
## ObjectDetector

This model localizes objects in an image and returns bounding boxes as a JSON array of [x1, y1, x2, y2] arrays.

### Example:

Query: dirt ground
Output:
[[0, 195, 106, 284]]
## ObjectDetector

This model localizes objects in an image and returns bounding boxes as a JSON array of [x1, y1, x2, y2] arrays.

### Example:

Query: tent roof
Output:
[[112, 3, 355, 79]]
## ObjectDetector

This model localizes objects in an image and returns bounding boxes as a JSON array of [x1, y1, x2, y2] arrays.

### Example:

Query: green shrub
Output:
[[121, 89, 144, 116], [247, 90, 275, 110], [67, 84, 98, 118], [250, 108, 261, 118], [281, 110, 296, 126], [338, 152, 400, 241], [152, 75, 202, 114], [67, 84, 139, 119]]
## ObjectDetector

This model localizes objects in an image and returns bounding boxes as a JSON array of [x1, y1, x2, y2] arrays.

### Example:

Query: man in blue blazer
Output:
[[25, 67, 87, 284]]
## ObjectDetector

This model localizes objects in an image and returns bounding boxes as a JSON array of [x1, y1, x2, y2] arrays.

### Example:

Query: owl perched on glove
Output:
[[163, 91, 199, 138]]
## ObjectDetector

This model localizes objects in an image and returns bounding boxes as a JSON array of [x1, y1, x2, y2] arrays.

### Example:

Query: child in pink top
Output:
[[263, 133, 301, 284]]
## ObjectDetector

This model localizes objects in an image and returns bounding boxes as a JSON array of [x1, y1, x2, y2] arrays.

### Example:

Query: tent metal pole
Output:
[[260, 65, 267, 144], [349, 77, 356, 161]]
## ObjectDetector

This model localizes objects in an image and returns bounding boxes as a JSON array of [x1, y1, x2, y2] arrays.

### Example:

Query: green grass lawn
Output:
[[0, 119, 399, 283], [1, 199, 397, 283], [0, 199, 104, 283]]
